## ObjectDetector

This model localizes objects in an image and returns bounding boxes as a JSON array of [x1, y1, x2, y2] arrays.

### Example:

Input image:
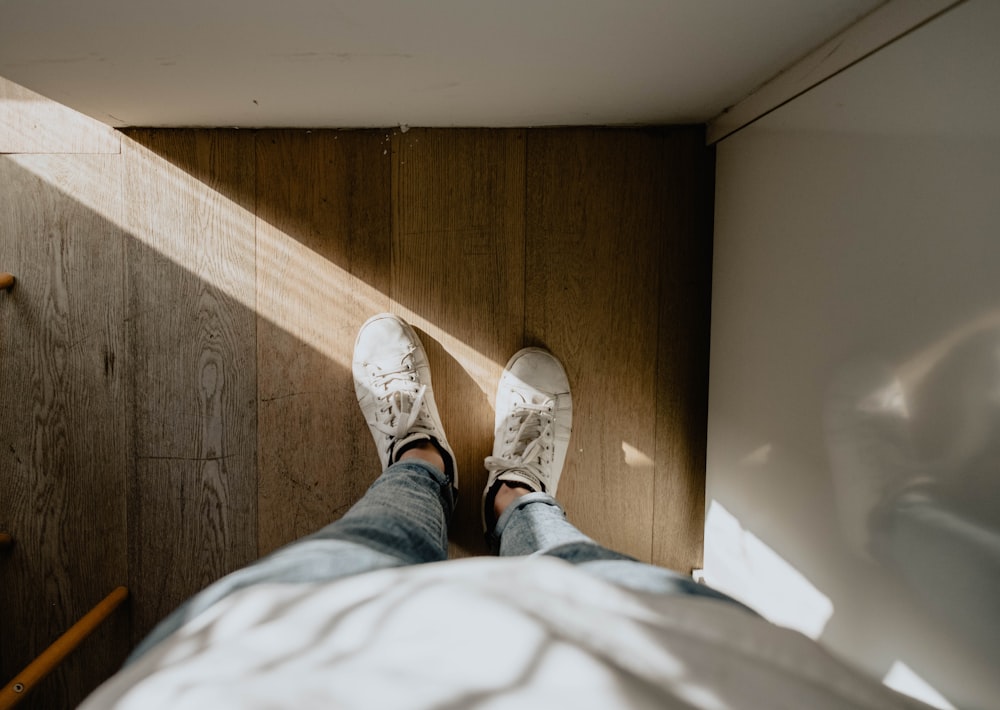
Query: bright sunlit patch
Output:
[[621, 441, 654, 469], [883, 661, 956, 709], [702, 500, 833, 638]]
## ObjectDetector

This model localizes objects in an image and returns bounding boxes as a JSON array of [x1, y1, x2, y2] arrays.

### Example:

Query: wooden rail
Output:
[[0, 587, 129, 709]]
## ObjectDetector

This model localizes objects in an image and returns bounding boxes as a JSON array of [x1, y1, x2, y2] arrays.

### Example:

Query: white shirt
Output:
[[82, 556, 927, 709]]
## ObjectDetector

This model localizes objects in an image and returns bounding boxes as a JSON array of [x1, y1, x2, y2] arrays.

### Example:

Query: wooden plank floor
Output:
[[0, 100, 713, 705], [393, 129, 527, 554], [255, 130, 392, 555], [0, 153, 129, 709], [123, 130, 259, 644]]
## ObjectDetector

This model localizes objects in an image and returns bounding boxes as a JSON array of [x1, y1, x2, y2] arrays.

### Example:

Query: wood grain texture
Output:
[[652, 129, 715, 572], [255, 130, 392, 555], [393, 129, 526, 556], [0, 154, 128, 708], [122, 130, 257, 644], [0, 77, 120, 154], [526, 128, 669, 562]]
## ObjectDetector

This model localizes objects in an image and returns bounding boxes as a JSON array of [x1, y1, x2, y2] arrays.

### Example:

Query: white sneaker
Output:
[[353, 313, 457, 487], [482, 347, 572, 532]]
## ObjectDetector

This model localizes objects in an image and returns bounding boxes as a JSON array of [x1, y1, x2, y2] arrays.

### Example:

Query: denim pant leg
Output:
[[128, 460, 454, 663], [495, 493, 752, 610]]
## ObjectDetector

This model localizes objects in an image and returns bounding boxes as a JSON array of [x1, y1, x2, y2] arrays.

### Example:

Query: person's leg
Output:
[[492, 483, 749, 606], [319, 443, 452, 562], [130, 313, 459, 662], [481, 347, 751, 609]]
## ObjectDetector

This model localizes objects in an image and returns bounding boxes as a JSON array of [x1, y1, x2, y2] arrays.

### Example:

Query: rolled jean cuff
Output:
[[490, 491, 561, 549]]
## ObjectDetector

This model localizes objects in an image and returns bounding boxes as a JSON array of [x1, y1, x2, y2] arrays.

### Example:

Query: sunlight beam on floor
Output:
[[11, 138, 501, 405]]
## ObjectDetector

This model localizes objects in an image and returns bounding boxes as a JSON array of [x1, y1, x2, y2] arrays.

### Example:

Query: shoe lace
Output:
[[369, 349, 431, 447], [485, 396, 555, 485]]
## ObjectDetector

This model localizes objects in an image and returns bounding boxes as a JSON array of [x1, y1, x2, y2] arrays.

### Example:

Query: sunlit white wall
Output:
[[706, 2, 1000, 709]]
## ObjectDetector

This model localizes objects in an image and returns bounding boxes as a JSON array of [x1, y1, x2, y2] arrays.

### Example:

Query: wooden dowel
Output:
[[0, 274, 14, 292], [0, 533, 11, 550], [0, 586, 128, 710]]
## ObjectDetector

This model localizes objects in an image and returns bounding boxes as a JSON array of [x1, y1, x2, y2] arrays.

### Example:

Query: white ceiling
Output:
[[0, 0, 882, 128]]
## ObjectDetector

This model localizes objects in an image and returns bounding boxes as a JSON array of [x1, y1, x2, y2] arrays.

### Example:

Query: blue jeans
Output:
[[129, 460, 747, 662]]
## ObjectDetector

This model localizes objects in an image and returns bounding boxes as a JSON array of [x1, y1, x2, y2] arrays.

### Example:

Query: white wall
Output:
[[706, 2, 1000, 708]]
